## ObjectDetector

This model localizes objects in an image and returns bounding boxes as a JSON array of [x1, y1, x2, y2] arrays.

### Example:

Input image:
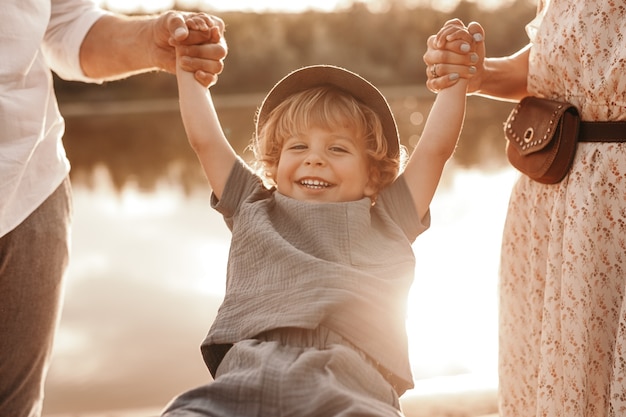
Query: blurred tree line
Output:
[[55, 0, 535, 99], [57, 0, 536, 191]]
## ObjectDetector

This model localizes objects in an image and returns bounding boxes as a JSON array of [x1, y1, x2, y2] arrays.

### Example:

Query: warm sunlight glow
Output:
[[48, 166, 518, 415], [197, 0, 345, 12], [98, 0, 349, 13], [99, 0, 174, 13], [97, 0, 512, 14], [407, 167, 515, 384]]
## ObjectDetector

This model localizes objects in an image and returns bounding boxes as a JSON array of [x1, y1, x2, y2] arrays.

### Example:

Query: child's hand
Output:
[[175, 14, 227, 87], [423, 19, 485, 93]]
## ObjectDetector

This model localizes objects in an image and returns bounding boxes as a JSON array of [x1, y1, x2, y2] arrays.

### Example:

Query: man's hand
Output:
[[154, 11, 227, 87]]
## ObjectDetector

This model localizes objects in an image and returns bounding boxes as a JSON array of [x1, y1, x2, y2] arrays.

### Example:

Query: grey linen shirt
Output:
[[202, 158, 430, 395]]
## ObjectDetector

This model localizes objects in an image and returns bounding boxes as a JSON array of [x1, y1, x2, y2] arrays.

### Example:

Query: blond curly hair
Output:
[[250, 86, 405, 195]]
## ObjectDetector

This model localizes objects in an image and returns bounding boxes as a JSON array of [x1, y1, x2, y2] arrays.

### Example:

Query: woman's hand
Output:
[[423, 19, 485, 94]]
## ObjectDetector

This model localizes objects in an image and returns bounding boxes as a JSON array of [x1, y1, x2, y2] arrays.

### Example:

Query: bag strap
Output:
[[579, 121, 626, 142]]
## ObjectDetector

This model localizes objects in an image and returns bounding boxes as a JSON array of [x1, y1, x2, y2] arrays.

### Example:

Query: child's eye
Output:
[[288, 144, 307, 150], [329, 146, 348, 153]]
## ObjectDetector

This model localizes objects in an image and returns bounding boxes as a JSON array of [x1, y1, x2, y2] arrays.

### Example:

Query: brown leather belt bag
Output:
[[504, 96, 626, 184]]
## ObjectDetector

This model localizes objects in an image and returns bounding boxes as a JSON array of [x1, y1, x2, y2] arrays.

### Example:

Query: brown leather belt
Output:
[[579, 121, 626, 142]]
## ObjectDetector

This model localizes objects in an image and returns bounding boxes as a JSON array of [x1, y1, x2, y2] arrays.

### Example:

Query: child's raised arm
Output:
[[402, 74, 468, 220], [176, 21, 236, 200], [399, 23, 478, 219]]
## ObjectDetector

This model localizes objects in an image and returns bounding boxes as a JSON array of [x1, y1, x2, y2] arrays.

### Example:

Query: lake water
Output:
[[43, 163, 519, 415]]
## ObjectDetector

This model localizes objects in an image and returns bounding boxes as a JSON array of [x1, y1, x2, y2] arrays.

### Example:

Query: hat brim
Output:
[[256, 65, 400, 159]]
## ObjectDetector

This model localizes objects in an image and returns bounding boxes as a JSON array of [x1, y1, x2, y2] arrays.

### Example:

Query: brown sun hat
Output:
[[255, 65, 400, 159]]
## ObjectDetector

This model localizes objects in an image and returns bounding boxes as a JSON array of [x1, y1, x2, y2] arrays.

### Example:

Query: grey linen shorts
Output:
[[162, 326, 403, 416]]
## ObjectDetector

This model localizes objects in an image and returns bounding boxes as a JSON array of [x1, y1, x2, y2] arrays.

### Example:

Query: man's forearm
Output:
[[79, 14, 160, 80]]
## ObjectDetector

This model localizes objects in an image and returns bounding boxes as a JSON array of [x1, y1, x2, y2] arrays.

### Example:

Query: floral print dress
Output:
[[498, 1, 626, 416]]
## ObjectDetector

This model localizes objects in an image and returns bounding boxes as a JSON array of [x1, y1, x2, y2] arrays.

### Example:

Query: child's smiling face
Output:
[[270, 126, 375, 203]]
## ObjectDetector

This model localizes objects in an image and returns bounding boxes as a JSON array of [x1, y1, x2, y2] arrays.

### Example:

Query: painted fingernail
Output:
[[473, 33, 483, 42], [469, 66, 477, 74], [460, 43, 470, 52], [449, 73, 459, 81], [175, 27, 187, 38], [470, 53, 479, 63]]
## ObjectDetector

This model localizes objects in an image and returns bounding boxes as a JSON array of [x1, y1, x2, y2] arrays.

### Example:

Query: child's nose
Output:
[[304, 152, 325, 166]]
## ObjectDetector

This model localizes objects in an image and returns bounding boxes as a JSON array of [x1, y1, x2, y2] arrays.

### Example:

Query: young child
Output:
[[164, 17, 471, 417]]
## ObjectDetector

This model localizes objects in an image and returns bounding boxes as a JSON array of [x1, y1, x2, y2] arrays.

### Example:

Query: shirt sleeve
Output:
[[42, 0, 110, 83], [379, 174, 430, 243], [525, 0, 548, 43], [210, 158, 270, 228]]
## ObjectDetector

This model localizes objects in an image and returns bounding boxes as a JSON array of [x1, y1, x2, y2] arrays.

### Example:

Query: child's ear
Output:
[[364, 182, 377, 198], [264, 165, 278, 186], [364, 180, 378, 206], [364, 166, 379, 198]]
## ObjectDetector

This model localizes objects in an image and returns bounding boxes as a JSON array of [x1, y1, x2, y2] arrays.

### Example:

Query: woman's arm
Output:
[[475, 46, 530, 102]]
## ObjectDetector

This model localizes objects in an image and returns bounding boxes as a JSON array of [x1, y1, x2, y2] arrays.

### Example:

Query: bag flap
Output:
[[504, 96, 578, 156]]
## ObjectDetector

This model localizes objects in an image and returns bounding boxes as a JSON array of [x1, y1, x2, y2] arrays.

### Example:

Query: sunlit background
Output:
[[97, 0, 519, 13], [42, 0, 535, 416], [45, 166, 516, 417]]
